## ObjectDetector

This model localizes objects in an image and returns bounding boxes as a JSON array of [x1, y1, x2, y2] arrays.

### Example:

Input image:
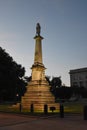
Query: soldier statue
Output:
[[36, 23, 41, 36]]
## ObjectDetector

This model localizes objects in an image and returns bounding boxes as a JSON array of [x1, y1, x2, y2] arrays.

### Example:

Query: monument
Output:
[[21, 23, 59, 112]]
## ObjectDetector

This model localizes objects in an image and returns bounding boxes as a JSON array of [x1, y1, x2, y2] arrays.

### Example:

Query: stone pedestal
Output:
[[22, 80, 59, 112]]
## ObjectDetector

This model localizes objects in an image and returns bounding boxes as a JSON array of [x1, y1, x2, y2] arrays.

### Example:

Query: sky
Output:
[[0, 0, 87, 86]]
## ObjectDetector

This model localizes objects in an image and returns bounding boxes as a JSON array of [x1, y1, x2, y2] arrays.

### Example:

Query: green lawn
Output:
[[0, 102, 85, 114], [64, 102, 83, 114]]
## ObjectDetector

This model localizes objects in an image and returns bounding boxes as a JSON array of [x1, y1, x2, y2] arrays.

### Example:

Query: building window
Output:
[[73, 75, 77, 81], [79, 81, 84, 87], [79, 76, 82, 80], [73, 82, 78, 87]]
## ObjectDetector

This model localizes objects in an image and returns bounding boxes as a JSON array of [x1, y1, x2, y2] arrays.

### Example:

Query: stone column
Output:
[[31, 23, 45, 81], [34, 35, 43, 65]]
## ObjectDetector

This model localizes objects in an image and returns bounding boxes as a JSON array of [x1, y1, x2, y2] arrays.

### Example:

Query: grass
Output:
[[0, 102, 85, 115], [64, 103, 83, 114]]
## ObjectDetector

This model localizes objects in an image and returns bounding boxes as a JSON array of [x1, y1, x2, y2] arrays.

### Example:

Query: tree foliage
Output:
[[0, 47, 27, 101], [50, 76, 62, 88], [49, 76, 87, 100], [54, 87, 73, 100]]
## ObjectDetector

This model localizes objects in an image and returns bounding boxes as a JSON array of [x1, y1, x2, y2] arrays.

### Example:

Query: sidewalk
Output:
[[0, 113, 87, 130]]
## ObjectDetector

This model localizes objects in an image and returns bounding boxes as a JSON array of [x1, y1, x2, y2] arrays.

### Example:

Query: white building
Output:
[[69, 68, 87, 88]]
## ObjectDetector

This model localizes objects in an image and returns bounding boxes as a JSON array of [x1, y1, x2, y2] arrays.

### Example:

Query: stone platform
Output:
[[21, 80, 59, 112]]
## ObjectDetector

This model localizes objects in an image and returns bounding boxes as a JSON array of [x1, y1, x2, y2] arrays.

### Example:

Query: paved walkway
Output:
[[0, 113, 87, 130]]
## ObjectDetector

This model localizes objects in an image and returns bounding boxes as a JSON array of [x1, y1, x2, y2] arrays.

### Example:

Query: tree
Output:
[[55, 87, 73, 101], [80, 87, 87, 98], [0, 47, 27, 102], [49, 76, 73, 101], [24, 76, 32, 83], [51, 76, 62, 88], [50, 76, 62, 95], [45, 76, 51, 85]]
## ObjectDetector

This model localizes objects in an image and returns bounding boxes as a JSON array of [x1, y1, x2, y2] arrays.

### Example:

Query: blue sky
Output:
[[0, 0, 87, 86]]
